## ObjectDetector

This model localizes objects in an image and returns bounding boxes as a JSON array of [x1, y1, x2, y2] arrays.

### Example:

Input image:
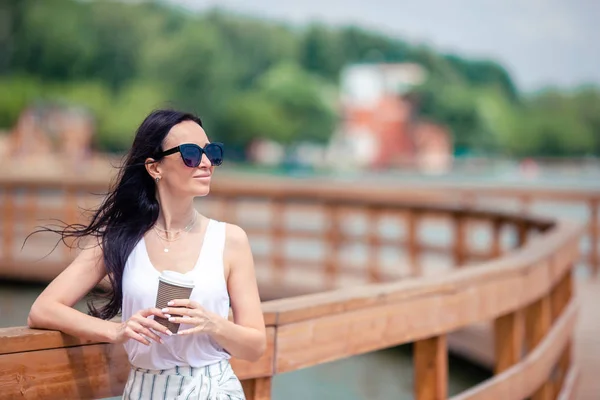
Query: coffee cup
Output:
[[154, 270, 195, 333]]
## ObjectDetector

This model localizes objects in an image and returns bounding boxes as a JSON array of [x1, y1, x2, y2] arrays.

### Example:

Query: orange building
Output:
[[333, 63, 452, 172], [7, 102, 95, 163]]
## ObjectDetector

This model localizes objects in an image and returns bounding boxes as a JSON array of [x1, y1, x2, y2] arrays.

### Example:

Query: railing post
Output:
[[407, 210, 420, 276], [271, 199, 284, 285], [525, 294, 553, 400], [493, 310, 523, 374], [26, 187, 38, 234], [490, 218, 503, 258], [242, 377, 272, 400], [414, 335, 447, 400], [551, 269, 574, 396], [453, 213, 466, 266], [366, 207, 381, 282], [324, 203, 341, 289]]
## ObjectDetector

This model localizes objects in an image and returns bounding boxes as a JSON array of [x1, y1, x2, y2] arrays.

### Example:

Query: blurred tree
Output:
[[218, 62, 336, 150], [0, 0, 597, 158]]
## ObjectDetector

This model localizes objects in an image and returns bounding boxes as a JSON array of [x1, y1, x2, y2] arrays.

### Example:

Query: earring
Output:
[[155, 177, 160, 183]]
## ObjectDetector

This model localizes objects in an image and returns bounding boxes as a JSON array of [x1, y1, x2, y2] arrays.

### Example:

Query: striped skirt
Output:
[[121, 359, 246, 400]]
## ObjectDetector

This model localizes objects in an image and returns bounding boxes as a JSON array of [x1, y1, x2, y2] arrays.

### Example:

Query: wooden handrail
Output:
[[0, 174, 587, 399]]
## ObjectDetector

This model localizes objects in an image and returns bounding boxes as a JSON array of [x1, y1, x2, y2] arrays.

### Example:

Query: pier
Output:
[[0, 173, 598, 399]]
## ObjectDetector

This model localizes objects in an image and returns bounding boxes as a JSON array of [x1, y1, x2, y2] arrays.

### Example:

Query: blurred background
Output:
[[0, 0, 598, 399], [1, 0, 599, 181]]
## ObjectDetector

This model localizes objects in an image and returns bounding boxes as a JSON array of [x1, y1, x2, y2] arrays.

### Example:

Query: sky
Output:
[[167, 0, 599, 93]]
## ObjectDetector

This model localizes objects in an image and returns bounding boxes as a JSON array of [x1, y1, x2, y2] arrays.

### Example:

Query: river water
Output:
[[2, 168, 597, 399]]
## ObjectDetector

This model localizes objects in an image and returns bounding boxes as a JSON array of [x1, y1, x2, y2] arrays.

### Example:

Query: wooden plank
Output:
[[490, 218, 503, 258], [0, 327, 276, 399], [493, 311, 523, 374], [366, 207, 382, 282], [324, 204, 341, 289], [414, 335, 447, 400], [266, 232, 577, 330], [0, 327, 99, 356], [453, 213, 467, 266], [0, 342, 129, 399], [406, 211, 420, 275], [242, 377, 272, 400], [270, 200, 284, 284], [263, 221, 581, 326], [525, 296, 553, 399], [448, 299, 577, 400], [0, 315, 278, 357]]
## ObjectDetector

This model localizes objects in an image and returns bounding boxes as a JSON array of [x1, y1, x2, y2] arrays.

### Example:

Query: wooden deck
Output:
[[442, 276, 599, 400], [574, 277, 599, 399], [258, 266, 598, 400], [0, 174, 594, 399]]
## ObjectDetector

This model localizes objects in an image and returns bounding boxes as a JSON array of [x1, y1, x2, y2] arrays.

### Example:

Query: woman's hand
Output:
[[113, 308, 172, 346], [161, 299, 218, 336]]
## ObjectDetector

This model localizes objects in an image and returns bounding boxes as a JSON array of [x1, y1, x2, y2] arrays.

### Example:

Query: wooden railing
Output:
[[0, 174, 586, 399]]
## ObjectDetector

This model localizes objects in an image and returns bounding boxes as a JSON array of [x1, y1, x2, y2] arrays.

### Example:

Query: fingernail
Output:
[[166, 330, 173, 336], [159, 338, 164, 344], [167, 301, 174, 306], [168, 317, 175, 322], [161, 308, 169, 313], [164, 314, 171, 318]]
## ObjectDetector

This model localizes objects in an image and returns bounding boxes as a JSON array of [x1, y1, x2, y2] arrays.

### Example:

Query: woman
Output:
[[27, 109, 266, 399]]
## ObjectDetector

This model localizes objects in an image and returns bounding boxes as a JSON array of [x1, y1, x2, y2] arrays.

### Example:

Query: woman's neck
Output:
[[155, 193, 197, 232]]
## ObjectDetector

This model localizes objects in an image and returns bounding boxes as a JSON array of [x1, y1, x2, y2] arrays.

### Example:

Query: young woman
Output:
[[27, 109, 266, 399]]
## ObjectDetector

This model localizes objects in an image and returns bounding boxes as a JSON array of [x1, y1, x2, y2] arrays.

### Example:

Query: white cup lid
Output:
[[158, 270, 195, 288]]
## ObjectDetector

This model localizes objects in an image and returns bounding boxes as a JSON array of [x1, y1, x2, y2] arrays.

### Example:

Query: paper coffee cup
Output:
[[154, 271, 195, 333]]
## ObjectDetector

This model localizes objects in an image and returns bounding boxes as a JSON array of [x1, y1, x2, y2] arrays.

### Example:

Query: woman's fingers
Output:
[[140, 307, 168, 319], [126, 325, 150, 346], [166, 299, 201, 309], [143, 317, 173, 336], [129, 321, 163, 344], [160, 306, 193, 317], [166, 316, 196, 325]]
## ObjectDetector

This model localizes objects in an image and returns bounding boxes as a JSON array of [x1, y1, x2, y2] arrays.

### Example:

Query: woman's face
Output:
[[154, 120, 215, 197]]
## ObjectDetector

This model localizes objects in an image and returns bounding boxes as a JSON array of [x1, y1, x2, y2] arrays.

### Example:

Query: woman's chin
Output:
[[190, 182, 211, 197]]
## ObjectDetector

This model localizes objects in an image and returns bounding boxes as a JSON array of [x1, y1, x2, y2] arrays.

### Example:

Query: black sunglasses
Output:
[[154, 142, 224, 167]]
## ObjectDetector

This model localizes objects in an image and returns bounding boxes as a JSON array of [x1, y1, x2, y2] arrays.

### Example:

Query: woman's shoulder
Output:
[[222, 222, 249, 248]]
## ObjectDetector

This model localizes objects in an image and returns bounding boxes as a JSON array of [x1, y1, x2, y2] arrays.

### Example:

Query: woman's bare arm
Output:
[[206, 224, 266, 361], [27, 241, 120, 342]]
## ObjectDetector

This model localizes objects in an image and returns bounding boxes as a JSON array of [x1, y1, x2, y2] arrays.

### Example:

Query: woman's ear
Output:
[[145, 158, 162, 181]]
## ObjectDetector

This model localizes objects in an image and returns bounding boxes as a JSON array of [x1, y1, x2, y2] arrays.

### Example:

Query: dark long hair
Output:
[[35, 109, 203, 320]]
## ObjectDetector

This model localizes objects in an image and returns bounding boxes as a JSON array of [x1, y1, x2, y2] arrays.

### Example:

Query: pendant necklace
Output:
[[153, 211, 198, 253]]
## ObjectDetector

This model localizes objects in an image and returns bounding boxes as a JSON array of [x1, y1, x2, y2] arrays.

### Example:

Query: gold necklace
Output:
[[153, 211, 198, 253], [154, 211, 198, 234]]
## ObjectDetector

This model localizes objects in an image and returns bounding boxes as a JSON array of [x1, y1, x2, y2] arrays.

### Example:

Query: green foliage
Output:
[[1, 0, 598, 158]]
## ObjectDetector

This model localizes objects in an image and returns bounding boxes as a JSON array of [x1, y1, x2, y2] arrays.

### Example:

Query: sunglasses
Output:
[[155, 142, 224, 167]]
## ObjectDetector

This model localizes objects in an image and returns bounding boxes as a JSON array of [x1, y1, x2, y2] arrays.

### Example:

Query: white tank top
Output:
[[121, 219, 231, 370]]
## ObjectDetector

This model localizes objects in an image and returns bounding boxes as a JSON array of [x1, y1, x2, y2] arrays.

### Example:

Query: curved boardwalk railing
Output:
[[0, 174, 586, 399]]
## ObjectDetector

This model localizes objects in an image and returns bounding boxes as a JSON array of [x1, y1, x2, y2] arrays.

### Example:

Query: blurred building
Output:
[[327, 63, 452, 173], [6, 102, 95, 167]]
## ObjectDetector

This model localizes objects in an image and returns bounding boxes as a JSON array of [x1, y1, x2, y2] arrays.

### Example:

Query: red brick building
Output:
[[331, 63, 452, 172]]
